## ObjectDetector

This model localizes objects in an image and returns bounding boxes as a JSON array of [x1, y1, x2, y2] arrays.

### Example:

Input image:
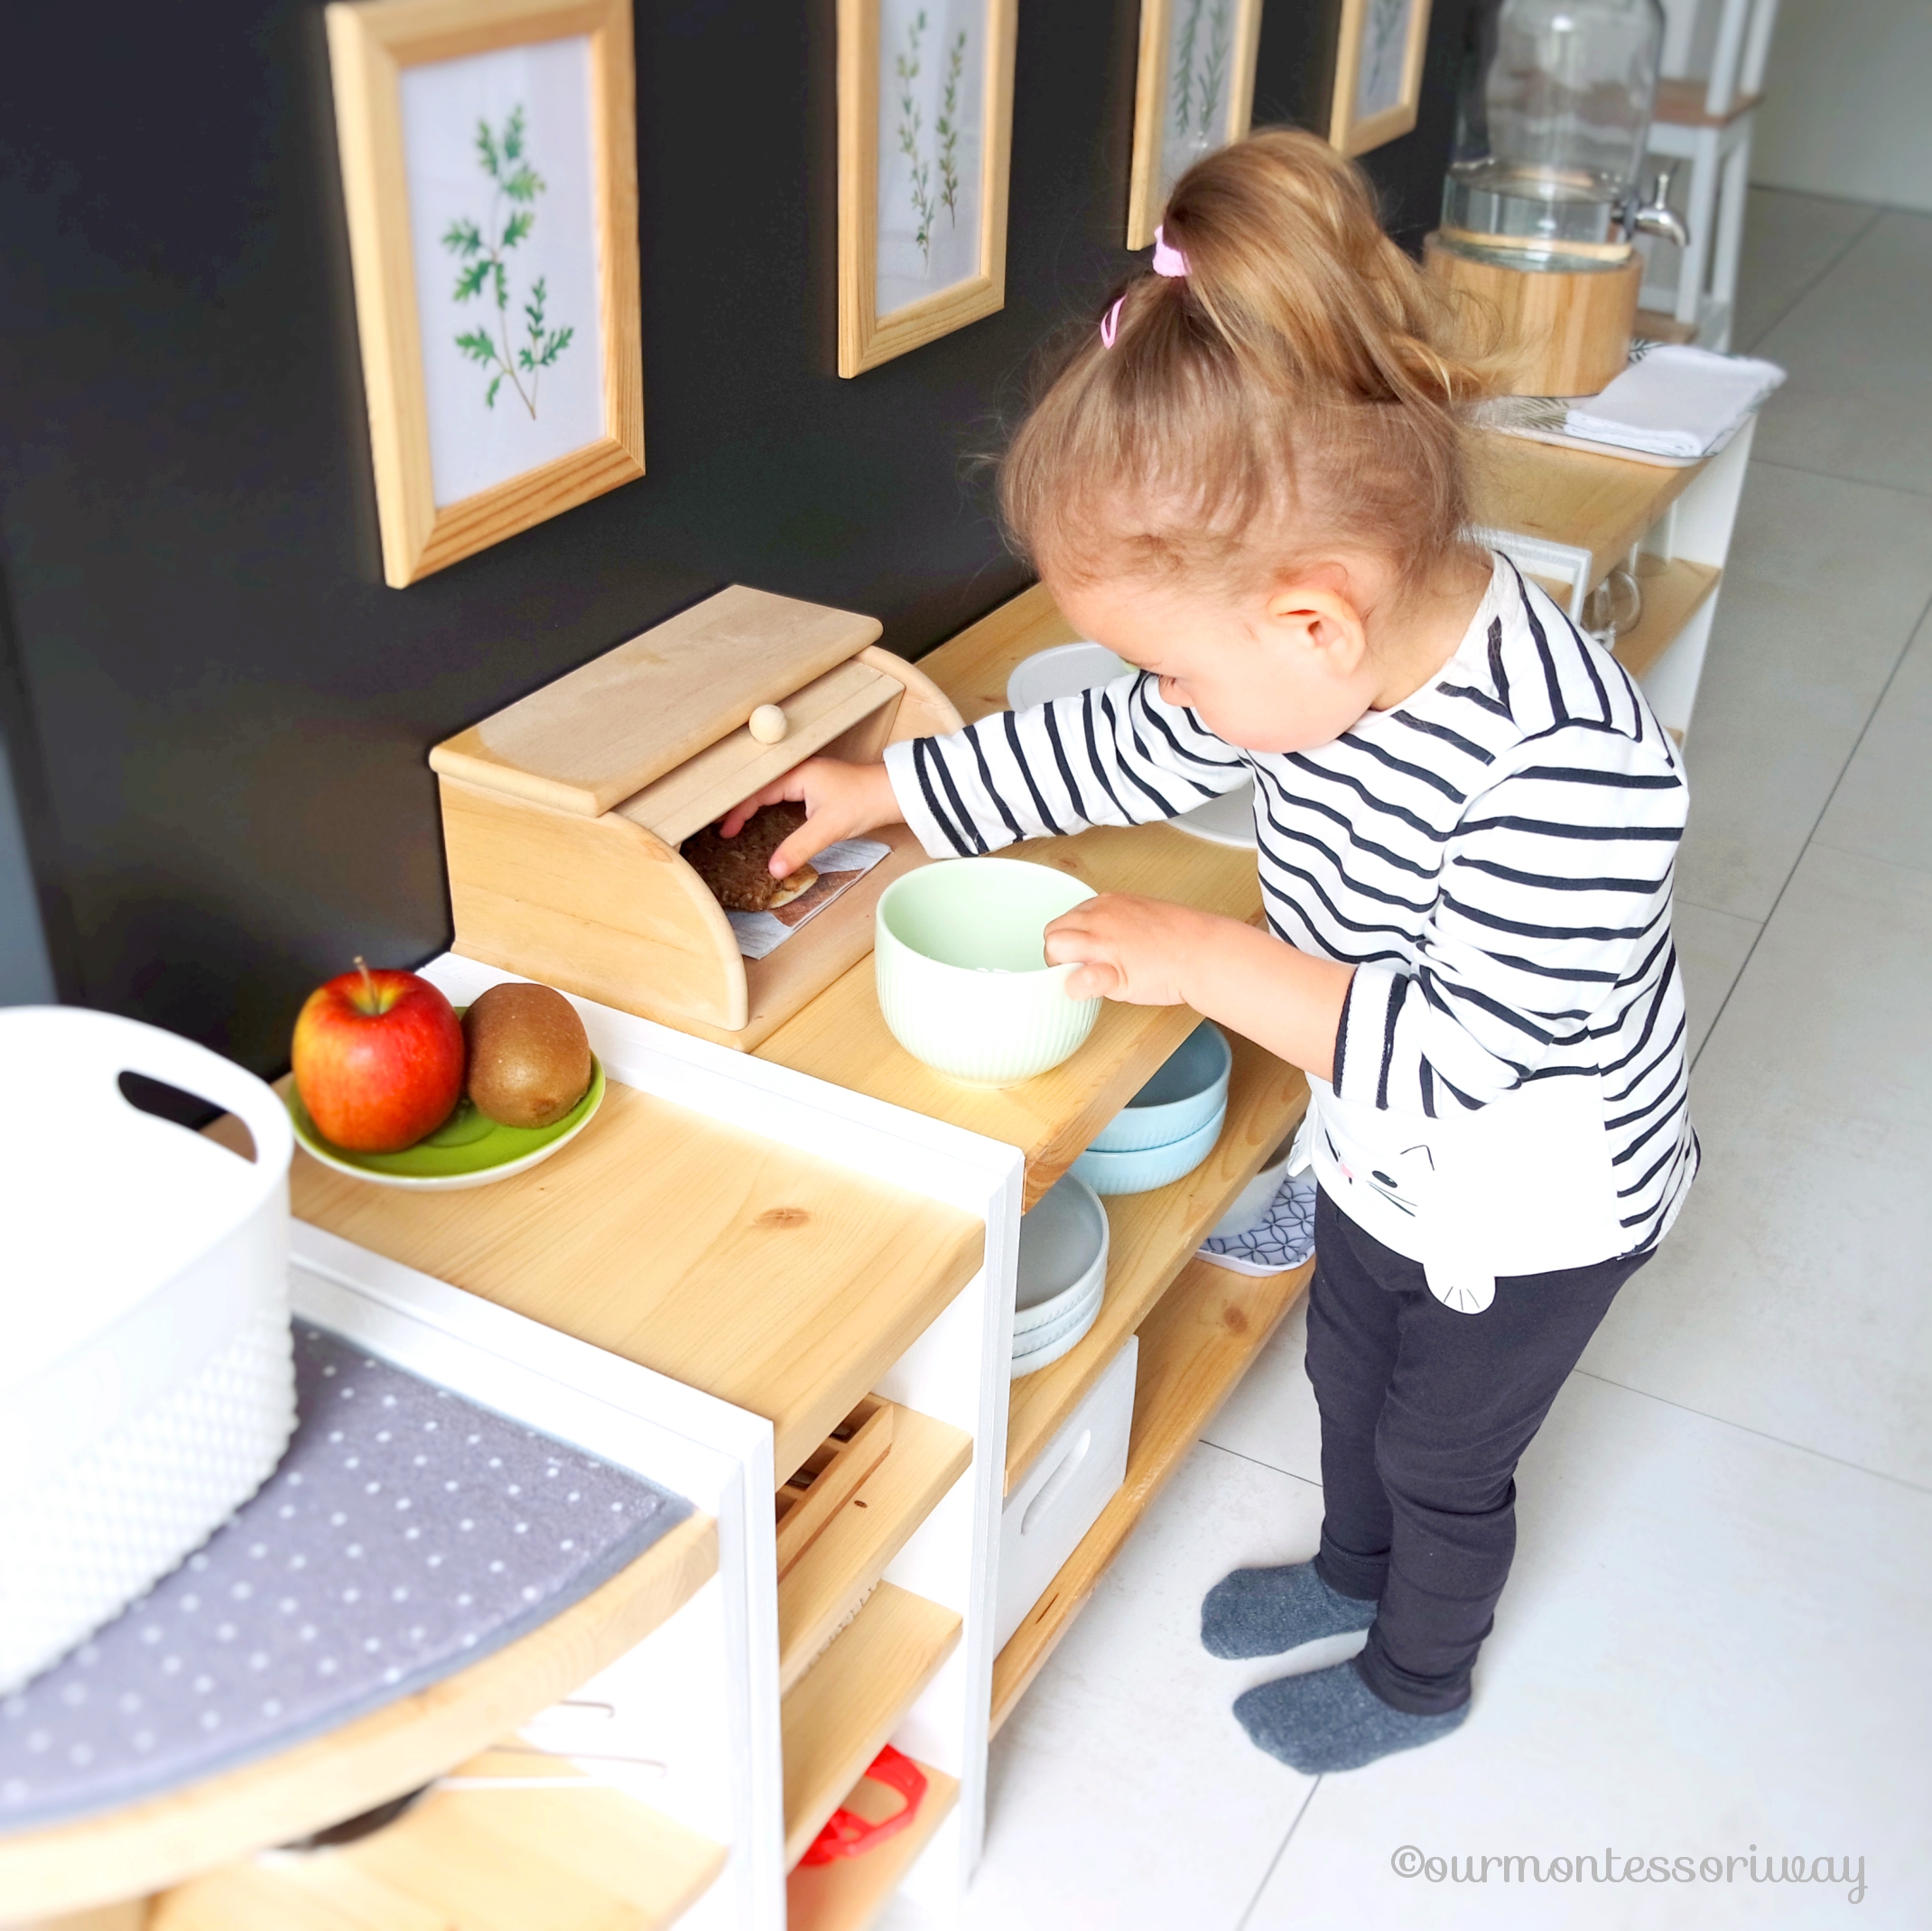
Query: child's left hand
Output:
[[1043, 894, 1238, 1005]]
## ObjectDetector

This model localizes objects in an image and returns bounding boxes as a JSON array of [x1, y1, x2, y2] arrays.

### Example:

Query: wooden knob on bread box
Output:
[[748, 703, 789, 745]]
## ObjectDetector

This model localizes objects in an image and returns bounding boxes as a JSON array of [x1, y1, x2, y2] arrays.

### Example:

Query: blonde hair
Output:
[[999, 129, 1495, 606]]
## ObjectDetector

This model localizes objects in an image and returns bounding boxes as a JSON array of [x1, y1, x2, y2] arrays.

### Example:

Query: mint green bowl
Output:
[[876, 859, 1101, 1086]]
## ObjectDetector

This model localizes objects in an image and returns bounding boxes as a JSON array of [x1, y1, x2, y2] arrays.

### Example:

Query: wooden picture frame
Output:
[[1328, 0, 1433, 157], [325, 0, 645, 587], [836, 0, 1019, 378], [1126, 0, 1267, 251]]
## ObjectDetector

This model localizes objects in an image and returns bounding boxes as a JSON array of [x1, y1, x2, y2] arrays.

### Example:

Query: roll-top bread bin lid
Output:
[[428, 584, 884, 817]]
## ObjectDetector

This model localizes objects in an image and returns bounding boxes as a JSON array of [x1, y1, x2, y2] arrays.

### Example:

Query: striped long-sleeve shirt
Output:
[[884, 556, 1696, 1302]]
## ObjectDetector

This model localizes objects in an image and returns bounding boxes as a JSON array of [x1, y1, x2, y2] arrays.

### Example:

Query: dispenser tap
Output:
[[1628, 164, 1689, 248]]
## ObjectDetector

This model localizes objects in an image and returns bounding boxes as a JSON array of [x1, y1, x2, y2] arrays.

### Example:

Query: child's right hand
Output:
[[719, 757, 904, 881]]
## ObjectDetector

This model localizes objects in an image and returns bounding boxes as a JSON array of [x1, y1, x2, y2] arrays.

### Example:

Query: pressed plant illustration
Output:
[[1359, 0, 1410, 109], [441, 106, 574, 418], [1170, 0, 1232, 143], [895, 12, 934, 262], [936, 28, 968, 227], [893, 9, 972, 269]]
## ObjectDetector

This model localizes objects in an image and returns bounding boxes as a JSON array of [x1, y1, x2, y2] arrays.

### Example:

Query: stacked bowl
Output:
[[1011, 1173, 1110, 1379], [1073, 1022, 1231, 1196]]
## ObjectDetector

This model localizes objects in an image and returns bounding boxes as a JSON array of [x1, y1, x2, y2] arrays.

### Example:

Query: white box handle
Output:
[[1021, 1427, 1092, 1538]]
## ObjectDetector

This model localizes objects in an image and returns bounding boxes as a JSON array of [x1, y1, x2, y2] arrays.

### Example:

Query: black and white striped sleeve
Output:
[[1332, 723, 1687, 1115], [882, 672, 1250, 858]]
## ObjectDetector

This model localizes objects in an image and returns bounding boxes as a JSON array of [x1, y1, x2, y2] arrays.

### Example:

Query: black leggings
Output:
[[1305, 1188, 1650, 1715]]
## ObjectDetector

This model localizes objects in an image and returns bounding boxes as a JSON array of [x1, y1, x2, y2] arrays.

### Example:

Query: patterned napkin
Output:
[[1198, 1172, 1318, 1276]]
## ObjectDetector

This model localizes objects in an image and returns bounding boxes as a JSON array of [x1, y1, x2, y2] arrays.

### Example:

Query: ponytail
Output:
[[1000, 128, 1497, 601]]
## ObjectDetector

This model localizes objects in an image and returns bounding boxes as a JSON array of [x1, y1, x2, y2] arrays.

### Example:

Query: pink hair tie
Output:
[[1101, 226, 1188, 348]]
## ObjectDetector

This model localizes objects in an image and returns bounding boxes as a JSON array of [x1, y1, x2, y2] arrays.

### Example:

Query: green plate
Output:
[[288, 1054, 606, 1190]]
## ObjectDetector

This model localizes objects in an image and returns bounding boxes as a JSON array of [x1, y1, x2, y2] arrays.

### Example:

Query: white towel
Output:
[[1565, 344, 1786, 459]]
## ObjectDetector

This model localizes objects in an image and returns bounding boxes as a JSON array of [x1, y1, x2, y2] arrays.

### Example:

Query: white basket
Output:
[[0, 1008, 296, 1693]]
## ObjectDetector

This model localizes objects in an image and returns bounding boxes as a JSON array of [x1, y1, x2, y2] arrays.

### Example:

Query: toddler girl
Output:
[[724, 129, 1693, 1773]]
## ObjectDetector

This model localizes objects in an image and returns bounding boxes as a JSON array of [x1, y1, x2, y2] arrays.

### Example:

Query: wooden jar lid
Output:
[[429, 585, 883, 817]]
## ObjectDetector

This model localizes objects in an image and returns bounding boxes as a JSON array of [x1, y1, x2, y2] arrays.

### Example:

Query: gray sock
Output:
[[1200, 1561, 1378, 1659], [1234, 1659, 1467, 1773]]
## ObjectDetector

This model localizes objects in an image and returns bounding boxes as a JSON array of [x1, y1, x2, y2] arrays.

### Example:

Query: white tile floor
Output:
[[896, 191, 1932, 1931]]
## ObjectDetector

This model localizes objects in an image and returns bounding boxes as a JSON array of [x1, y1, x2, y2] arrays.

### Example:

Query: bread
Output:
[[682, 803, 820, 913]]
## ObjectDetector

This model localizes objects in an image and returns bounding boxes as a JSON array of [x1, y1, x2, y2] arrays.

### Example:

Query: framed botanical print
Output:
[[1126, 0, 1267, 250], [1328, 0, 1433, 157], [836, 0, 1020, 377], [325, 0, 645, 587]]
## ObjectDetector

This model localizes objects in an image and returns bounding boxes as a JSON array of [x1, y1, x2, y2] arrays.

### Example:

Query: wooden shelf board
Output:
[[1635, 307, 1699, 347], [1004, 1034, 1308, 1496], [1653, 77, 1761, 127], [785, 1759, 959, 1931], [779, 1406, 973, 1695], [1611, 558, 1722, 682], [280, 1078, 982, 1481], [757, 587, 1268, 1209], [0, 1516, 718, 1921], [990, 1258, 1314, 1735], [154, 1753, 725, 1931], [1474, 433, 1705, 593], [782, 1584, 961, 1871]]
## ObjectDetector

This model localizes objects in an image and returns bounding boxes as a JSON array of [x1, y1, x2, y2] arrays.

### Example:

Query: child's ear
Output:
[[1265, 576, 1370, 678]]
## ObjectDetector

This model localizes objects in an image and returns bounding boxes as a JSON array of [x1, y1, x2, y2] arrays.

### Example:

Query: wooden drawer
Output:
[[776, 1397, 971, 1696]]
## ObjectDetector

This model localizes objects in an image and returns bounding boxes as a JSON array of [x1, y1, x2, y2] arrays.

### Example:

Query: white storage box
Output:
[[0, 1008, 296, 1692], [995, 1337, 1138, 1652]]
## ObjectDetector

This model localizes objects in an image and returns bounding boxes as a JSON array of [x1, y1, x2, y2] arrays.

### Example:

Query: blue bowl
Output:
[[1088, 1022, 1231, 1155], [1073, 1100, 1228, 1196]]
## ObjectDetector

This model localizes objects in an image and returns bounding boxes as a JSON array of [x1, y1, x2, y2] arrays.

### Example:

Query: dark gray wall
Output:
[[0, 0, 1472, 1071]]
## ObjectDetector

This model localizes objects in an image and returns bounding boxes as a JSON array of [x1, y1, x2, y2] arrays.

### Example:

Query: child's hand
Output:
[[1043, 894, 1232, 1005], [719, 757, 903, 880]]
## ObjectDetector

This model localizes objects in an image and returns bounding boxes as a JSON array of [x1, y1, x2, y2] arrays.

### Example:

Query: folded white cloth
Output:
[[1565, 344, 1787, 459]]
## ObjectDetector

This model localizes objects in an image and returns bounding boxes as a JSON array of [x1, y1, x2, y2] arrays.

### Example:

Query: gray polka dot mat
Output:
[[0, 1321, 692, 1834]]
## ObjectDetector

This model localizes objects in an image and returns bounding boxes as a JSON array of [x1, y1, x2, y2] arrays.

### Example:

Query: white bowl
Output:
[[1006, 642, 1129, 711], [1090, 1023, 1231, 1154], [1014, 1173, 1110, 1340], [1013, 1275, 1105, 1360], [1172, 784, 1257, 848], [1073, 1100, 1227, 1196], [1208, 1131, 1299, 1242], [1011, 1292, 1105, 1378], [875, 859, 1101, 1086]]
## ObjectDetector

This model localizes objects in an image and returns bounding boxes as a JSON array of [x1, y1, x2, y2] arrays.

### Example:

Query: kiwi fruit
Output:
[[462, 982, 592, 1128]]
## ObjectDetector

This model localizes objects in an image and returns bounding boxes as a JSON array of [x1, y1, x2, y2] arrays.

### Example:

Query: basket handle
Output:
[[88, 1007, 293, 1185]]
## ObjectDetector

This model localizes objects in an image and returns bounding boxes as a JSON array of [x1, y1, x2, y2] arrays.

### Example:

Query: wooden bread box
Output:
[[429, 585, 963, 1050]]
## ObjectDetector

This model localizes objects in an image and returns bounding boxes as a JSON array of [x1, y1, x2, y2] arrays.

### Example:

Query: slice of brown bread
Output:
[[682, 803, 819, 912]]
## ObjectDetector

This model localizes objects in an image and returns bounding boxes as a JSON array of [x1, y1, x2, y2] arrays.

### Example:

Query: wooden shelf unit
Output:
[[0, 1517, 717, 1920], [154, 1758, 725, 1931], [785, 1760, 960, 1931], [777, 1403, 973, 1695], [1612, 557, 1723, 682], [1472, 433, 1705, 596], [1006, 1035, 1308, 1495], [281, 1079, 982, 1481], [991, 1257, 1314, 1735], [780, 1583, 961, 1871]]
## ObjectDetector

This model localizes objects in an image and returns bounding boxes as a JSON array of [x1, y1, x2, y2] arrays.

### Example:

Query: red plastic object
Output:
[[801, 1744, 928, 1866]]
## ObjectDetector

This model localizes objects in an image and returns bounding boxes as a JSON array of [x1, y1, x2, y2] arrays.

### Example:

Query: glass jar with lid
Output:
[[1440, 0, 1683, 273]]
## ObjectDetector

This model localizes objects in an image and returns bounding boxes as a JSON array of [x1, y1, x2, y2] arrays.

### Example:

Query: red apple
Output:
[[292, 959, 465, 1152]]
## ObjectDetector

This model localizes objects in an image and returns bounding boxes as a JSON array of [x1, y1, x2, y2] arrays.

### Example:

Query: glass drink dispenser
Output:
[[1439, 0, 1684, 271]]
